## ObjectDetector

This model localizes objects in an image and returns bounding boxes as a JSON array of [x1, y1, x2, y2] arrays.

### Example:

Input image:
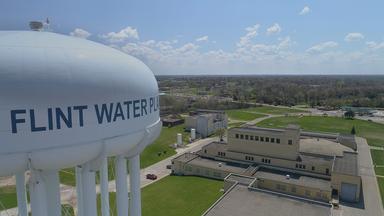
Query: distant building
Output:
[[185, 109, 228, 138], [172, 125, 361, 203], [161, 116, 184, 127]]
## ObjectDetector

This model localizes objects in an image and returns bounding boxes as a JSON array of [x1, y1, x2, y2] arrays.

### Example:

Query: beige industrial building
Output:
[[172, 124, 361, 203], [185, 109, 228, 138]]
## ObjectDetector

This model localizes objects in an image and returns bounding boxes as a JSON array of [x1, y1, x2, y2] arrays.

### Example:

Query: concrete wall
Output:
[[331, 172, 361, 202], [227, 127, 300, 160], [200, 144, 333, 177], [253, 178, 332, 202]]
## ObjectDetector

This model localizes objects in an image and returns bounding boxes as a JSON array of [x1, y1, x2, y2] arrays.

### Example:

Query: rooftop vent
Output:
[[286, 174, 290, 179], [29, 21, 43, 31]]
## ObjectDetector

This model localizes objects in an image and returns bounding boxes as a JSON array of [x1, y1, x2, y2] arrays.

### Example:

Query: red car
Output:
[[146, 174, 157, 180]]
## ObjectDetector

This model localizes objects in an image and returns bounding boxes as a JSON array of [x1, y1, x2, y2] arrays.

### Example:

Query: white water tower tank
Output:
[[191, 128, 196, 140], [0, 31, 161, 216]]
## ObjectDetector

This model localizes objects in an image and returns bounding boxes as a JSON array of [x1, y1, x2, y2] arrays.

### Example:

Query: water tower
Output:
[[0, 30, 161, 216]]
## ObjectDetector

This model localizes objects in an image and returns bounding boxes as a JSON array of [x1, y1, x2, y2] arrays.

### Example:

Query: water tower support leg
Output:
[[129, 154, 141, 216], [75, 166, 84, 216], [15, 172, 28, 216], [29, 169, 48, 216], [81, 162, 97, 216], [100, 157, 110, 216], [115, 155, 129, 216], [41, 170, 61, 216]]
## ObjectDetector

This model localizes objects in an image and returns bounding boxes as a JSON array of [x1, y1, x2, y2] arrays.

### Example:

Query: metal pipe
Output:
[[29, 169, 48, 216], [15, 172, 28, 216], [80, 162, 97, 216], [115, 155, 129, 216], [100, 157, 110, 216], [129, 154, 141, 216], [75, 166, 83, 216], [41, 170, 61, 216]]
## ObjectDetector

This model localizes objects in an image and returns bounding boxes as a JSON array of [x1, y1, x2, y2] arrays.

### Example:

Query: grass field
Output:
[[97, 176, 223, 216], [226, 109, 266, 121], [371, 150, 384, 165], [257, 116, 384, 147], [378, 177, 384, 207], [243, 106, 306, 115], [375, 167, 384, 176], [0, 186, 17, 210], [59, 124, 189, 186]]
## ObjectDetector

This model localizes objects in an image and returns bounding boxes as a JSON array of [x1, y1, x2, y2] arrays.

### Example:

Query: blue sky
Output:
[[1, 0, 384, 75]]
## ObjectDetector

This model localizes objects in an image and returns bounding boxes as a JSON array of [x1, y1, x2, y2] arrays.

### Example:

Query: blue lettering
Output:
[[95, 103, 114, 124], [141, 99, 147, 116], [133, 100, 140, 118], [30, 109, 46, 132], [113, 103, 125, 121], [11, 109, 26, 133], [55, 107, 72, 129], [74, 105, 88, 127], [123, 101, 132, 119], [47, 108, 53, 130], [149, 97, 154, 113]]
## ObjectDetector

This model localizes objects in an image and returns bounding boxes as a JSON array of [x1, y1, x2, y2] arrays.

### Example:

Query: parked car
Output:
[[146, 174, 157, 180]]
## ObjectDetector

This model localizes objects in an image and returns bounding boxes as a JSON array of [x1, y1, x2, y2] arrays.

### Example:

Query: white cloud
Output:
[[345, 33, 364, 42], [237, 24, 260, 47], [101, 26, 139, 43], [366, 41, 384, 50], [70, 28, 91, 39], [299, 6, 311, 15], [266, 23, 282, 35], [307, 41, 338, 53], [196, 35, 209, 42]]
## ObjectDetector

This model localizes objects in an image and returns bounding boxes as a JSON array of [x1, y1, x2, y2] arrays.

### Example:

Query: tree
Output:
[[351, 126, 356, 135], [344, 110, 355, 119]]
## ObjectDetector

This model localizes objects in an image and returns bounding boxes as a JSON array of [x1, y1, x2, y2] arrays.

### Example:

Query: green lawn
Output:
[[60, 124, 189, 186], [375, 167, 384, 176], [243, 106, 306, 115], [228, 121, 246, 128], [257, 116, 384, 147], [97, 176, 223, 216], [226, 110, 266, 121], [0, 186, 17, 210], [378, 177, 384, 207], [371, 150, 384, 166]]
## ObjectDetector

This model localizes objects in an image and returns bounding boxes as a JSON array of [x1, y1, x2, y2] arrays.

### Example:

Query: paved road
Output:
[[332, 137, 384, 216], [0, 137, 217, 216]]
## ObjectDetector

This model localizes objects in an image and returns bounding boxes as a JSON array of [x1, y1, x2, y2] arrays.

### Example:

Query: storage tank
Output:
[[191, 128, 196, 140], [177, 133, 183, 146], [0, 31, 161, 216]]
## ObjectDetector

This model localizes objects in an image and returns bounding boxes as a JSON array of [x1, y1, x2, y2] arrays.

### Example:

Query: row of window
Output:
[[217, 151, 226, 157], [234, 133, 293, 145], [245, 156, 254, 161]]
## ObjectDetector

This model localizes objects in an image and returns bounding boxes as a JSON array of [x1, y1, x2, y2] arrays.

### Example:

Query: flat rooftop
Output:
[[300, 137, 354, 157], [253, 168, 331, 191], [187, 156, 247, 174], [333, 151, 358, 176], [203, 184, 331, 216]]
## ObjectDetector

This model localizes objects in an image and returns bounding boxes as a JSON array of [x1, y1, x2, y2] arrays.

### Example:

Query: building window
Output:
[[245, 156, 254, 161], [291, 186, 297, 193], [326, 168, 329, 175], [271, 138, 275, 143], [266, 137, 270, 142], [235, 134, 239, 138], [288, 140, 293, 145], [245, 135, 249, 140], [255, 136, 259, 141], [204, 149, 207, 153], [276, 138, 280, 143], [262, 158, 271, 164], [295, 164, 298, 168], [240, 134, 244, 139], [311, 166, 315, 171], [218, 152, 226, 157], [296, 164, 306, 169], [250, 136, 254, 140], [260, 137, 264, 142]]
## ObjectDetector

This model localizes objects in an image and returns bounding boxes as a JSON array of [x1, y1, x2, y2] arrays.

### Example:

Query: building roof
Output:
[[203, 184, 331, 216], [253, 168, 331, 191], [186, 156, 247, 173], [173, 152, 199, 163], [332, 152, 358, 176], [232, 126, 286, 134], [299, 137, 354, 157]]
